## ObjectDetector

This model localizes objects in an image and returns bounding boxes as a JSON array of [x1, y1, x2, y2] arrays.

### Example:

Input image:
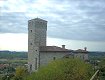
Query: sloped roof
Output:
[[73, 49, 88, 53], [39, 46, 72, 52]]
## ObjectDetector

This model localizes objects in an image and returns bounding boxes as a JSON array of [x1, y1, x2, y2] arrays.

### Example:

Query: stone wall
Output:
[[40, 52, 70, 66], [28, 18, 47, 72], [74, 53, 88, 61]]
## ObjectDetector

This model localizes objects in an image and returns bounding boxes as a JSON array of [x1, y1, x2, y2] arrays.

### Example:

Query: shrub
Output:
[[27, 58, 94, 80]]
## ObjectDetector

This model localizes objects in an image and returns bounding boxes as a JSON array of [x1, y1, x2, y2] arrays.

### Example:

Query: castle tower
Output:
[[28, 18, 47, 72]]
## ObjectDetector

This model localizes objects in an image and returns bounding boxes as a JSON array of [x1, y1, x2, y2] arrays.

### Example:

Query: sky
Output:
[[0, 0, 105, 51]]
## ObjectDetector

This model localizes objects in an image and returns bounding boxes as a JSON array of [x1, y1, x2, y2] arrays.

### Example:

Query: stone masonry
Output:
[[28, 18, 47, 72]]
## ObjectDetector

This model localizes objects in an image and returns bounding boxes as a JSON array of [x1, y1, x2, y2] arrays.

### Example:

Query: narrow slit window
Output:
[[30, 64, 32, 71], [35, 58, 37, 70], [30, 43, 32, 45], [53, 57, 56, 60], [83, 56, 84, 59]]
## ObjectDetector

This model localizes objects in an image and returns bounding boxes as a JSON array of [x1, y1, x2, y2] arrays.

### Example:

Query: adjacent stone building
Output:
[[39, 46, 73, 66], [28, 18, 88, 72], [73, 47, 88, 61]]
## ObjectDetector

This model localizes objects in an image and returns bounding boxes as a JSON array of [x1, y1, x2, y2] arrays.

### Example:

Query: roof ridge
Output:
[[39, 46, 71, 52]]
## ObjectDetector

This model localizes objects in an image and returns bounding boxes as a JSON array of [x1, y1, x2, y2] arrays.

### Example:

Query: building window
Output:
[[35, 58, 37, 70], [83, 55, 84, 60], [30, 64, 32, 71], [30, 43, 32, 45], [65, 56, 69, 58], [53, 57, 56, 60], [30, 30, 32, 32]]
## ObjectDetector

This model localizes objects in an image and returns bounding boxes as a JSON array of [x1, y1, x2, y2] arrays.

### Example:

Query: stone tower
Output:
[[28, 18, 47, 72]]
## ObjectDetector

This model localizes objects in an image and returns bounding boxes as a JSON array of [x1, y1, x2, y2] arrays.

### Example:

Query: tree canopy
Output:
[[13, 66, 28, 80]]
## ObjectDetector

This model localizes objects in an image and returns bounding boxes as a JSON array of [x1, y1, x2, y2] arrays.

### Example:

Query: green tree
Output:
[[2, 74, 14, 80], [27, 58, 94, 80], [13, 66, 28, 80], [99, 58, 105, 79]]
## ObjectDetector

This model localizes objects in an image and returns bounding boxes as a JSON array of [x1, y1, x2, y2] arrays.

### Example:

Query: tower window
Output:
[[30, 43, 32, 45], [30, 30, 32, 32], [83, 55, 84, 60], [35, 58, 37, 70], [30, 64, 32, 71], [53, 57, 56, 60]]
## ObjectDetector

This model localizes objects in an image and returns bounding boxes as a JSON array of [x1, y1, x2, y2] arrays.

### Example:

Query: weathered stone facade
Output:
[[28, 18, 88, 72], [73, 49, 89, 61], [28, 18, 47, 72], [74, 53, 88, 61], [39, 46, 72, 66]]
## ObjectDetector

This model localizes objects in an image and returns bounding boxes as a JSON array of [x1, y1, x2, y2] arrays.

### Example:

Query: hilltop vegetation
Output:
[[0, 58, 94, 80], [27, 58, 94, 80], [0, 51, 105, 80]]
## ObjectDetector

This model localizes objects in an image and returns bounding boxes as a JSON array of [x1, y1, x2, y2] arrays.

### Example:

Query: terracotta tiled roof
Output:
[[39, 46, 72, 52]]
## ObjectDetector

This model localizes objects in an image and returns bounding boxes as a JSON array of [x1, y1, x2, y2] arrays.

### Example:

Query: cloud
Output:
[[0, 0, 105, 41], [0, 12, 28, 33]]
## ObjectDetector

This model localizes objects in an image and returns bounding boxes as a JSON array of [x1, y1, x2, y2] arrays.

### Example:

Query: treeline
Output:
[[26, 58, 94, 80], [88, 51, 105, 60], [89, 51, 105, 56], [0, 51, 27, 59], [0, 50, 105, 59]]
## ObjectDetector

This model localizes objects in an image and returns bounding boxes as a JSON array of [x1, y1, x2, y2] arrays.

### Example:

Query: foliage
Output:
[[99, 58, 105, 79], [99, 58, 105, 68], [13, 66, 28, 80], [89, 52, 105, 59], [2, 74, 14, 80], [27, 58, 94, 80], [0, 66, 15, 74]]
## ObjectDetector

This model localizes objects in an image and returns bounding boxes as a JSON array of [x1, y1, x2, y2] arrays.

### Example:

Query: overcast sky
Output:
[[0, 0, 105, 51]]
